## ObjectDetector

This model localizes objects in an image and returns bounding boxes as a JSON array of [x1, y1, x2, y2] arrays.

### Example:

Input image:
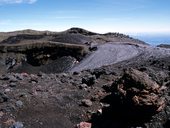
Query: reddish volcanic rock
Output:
[[113, 68, 166, 113], [76, 122, 92, 128]]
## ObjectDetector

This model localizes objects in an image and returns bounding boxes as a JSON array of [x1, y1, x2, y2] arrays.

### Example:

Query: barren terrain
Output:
[[0, 28, 170, 128]]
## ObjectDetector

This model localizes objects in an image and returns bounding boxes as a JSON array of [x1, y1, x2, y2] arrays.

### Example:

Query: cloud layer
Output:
[[0, 0, 37, 4]]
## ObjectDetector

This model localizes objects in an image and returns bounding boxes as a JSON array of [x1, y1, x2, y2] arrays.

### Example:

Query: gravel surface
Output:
[[71, 43, 170, 72], [71, 43, 142, 72]]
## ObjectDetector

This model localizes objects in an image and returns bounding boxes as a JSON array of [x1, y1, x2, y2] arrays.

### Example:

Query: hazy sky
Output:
[[0, 0, 170, 33]]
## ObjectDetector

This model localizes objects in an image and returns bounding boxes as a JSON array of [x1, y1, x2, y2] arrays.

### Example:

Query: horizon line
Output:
[[0, 27, 170, 35]]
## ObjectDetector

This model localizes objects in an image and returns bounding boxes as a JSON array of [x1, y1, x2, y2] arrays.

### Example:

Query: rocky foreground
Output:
[[0, 28, 170, 128]]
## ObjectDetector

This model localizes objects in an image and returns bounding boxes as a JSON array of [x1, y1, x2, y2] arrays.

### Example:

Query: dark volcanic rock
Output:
[[67, 27, 97, 36], [1, 34, 44, 44], [0, 75, 10, 80], [0, 92, 9, 103], [9, 82, 17, 87], [82, 75, 96, 86]]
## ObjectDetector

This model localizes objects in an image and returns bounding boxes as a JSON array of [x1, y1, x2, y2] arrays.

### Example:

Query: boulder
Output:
[[82, 75, 96, 86], [76, 122, 92, 128], [10, 122, 24, 128], [81, 99, 93, 107], [0, 92, 9, 103], [113, 68, 166, 113]]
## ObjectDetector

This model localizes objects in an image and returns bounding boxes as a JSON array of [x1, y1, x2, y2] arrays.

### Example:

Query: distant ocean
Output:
[[130, 34, 170, 46]]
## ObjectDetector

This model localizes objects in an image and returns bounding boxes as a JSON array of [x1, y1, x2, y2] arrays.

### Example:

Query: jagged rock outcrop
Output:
[[0, 41, 88, 73], [113, 68, 166, 114]]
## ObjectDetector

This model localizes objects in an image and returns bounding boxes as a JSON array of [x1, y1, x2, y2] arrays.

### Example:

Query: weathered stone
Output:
[[0, 92, 9, 103], [5, 88, 11, 92], [82, 75, 96, 86], [8, 75, 18, 83], [62, 73, 68, 77], [30, 74, 38, 79], [9, 83, 17, 87], [4, 119, 15, 126], [97, 109, 102, 115], [30, 75, 38, 83], [0, 111, 4, 117], [16, 100, 23, 108], [73, 71, 80, 75], [122, 68, 160, 91], [0, 75, 10, 80], [2, 105, 16, 112], [113, 68, 166, 113], [76, 122, 92, 128], [81, 99, 93, 107], [20, 73, 29, 77], [10, 122, 24, 128], [79, 84, 88, 89], [15, 74, 24, 80], [37, 72, 43, 77]]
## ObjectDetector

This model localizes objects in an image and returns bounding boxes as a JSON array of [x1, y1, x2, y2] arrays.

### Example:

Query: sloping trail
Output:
[[71, 43, 143, 72], [71, 43, 170, 72]]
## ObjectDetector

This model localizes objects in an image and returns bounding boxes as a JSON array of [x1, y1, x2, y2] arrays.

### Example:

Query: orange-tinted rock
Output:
[[114, 68, 166, 112], [76, 122, 92, 128]]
